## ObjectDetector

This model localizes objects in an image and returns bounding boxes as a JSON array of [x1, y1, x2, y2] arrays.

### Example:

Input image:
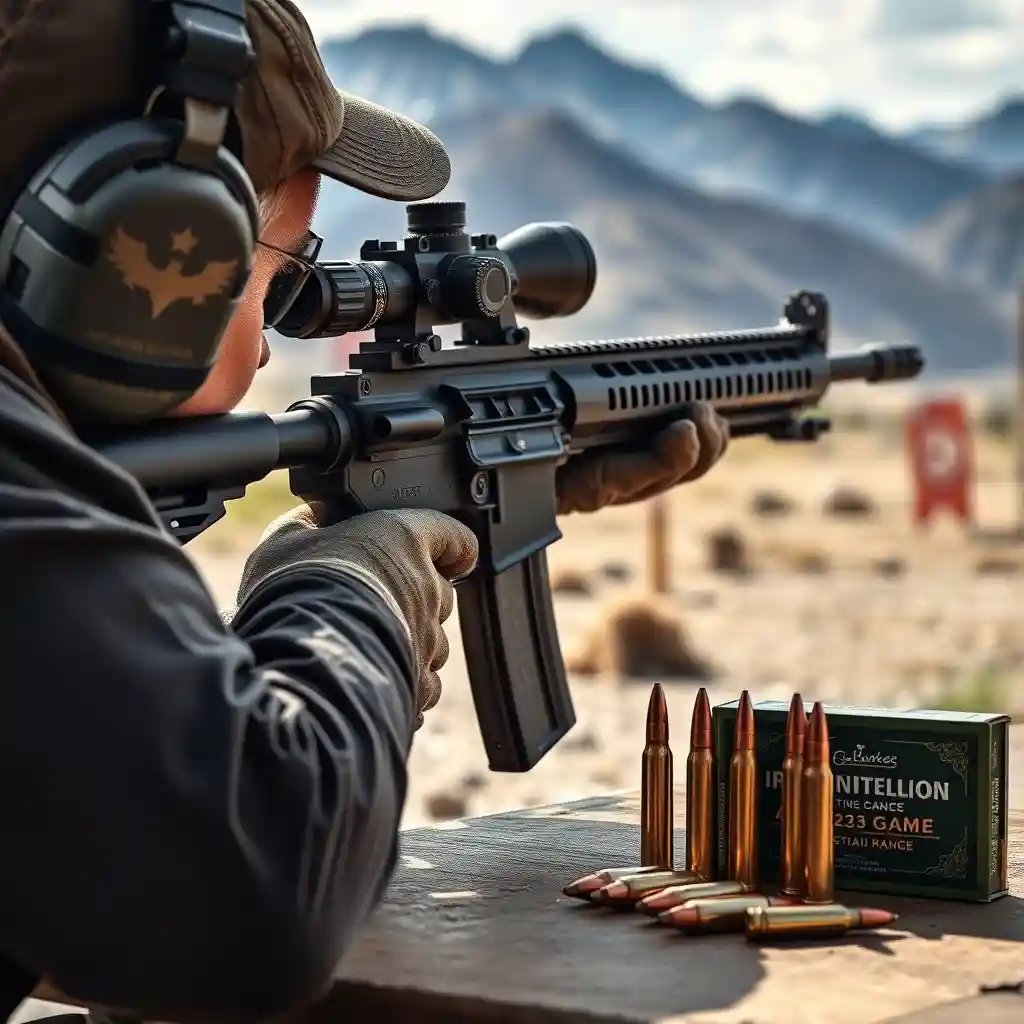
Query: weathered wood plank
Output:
[[301, 789, 1023, 1024]]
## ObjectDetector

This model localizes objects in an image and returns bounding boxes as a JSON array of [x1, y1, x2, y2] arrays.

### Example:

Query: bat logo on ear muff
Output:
[[107, 226, 239, 319]]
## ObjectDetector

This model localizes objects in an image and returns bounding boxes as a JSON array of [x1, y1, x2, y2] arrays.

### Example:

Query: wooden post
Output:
[[648, 496, 669, 594]]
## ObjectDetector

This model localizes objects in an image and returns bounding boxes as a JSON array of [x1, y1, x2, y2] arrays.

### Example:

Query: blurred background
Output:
[[191, 0, 1024, 824]]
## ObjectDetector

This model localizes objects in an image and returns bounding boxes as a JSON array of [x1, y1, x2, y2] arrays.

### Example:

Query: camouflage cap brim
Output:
[[241, 0, 451, 201], [312, 91, 451, 203]]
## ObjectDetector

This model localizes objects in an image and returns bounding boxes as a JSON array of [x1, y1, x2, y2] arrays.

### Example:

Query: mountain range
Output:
[[908, 175, 1024, 301], [321, 27, 1021, 244], [308, 25, 1023, 376], [908, 98, 1024, 175]]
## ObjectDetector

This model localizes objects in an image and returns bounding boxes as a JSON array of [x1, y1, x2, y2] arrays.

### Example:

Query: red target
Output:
[[905, 399, 972, 526]]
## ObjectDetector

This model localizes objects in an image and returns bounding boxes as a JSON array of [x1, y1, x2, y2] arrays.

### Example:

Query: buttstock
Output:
[[456, 550, 576, 772]]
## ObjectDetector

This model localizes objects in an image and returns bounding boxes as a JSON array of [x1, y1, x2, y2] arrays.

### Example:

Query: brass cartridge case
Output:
[[636, 879, 750, 916], [728, 690, 758, 888], [641, 682, 674, 869], [660, 895, 796, 933], [591, 869, 701, 906], [780, 693, 807, 897], [745, 904, 899, 943], [562, 865, 661, 900], [801, 701, 835, 904], [686, 687, 715, 881]]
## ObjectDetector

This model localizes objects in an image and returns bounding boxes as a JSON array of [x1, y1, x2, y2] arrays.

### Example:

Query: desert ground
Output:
[[190, 378, 1024, 826]]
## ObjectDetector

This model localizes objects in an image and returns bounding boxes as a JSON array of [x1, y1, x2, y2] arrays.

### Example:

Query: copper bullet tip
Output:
[[690, 687, 712, 750], [734, 689, 755, 748], [598, 880, 628, 901], [806, 701, 830, 760], [860, 908, 899, 929], [646, 682, 669, 744], [636, 892, 673, 914], [785, 693, 806, 755], [562, 875, 597, 898], [663, 907, 700, 926]]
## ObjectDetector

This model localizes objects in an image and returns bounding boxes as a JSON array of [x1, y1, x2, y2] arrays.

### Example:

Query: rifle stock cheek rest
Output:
[[456, 551, 576, 773]]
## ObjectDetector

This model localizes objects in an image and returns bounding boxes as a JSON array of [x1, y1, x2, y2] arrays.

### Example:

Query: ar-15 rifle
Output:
[[86, 200, 924, 774]]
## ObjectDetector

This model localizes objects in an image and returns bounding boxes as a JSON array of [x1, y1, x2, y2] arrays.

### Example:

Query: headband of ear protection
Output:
[[0, 0, 259, 423]]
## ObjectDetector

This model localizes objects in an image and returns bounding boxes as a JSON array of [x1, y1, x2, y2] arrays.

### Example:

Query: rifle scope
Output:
[[274, 201, 597, 339]]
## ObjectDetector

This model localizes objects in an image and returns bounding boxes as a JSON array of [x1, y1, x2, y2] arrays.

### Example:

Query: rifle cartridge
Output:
[[780, 693, 807, 897], [745, 904, 899, 943], [562, 865, 661, 899], [728, 691, 758, 888], [640, 683, 674, 869], [591, 869, 701, 906], [686, 687, 715, 882], [635, 879, 750, 916], [660, 895, 796, 933], [801, 702, 835, 903]]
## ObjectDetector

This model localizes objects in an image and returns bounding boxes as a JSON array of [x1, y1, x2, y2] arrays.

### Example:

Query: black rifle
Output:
[[87, 200, 924, 773]]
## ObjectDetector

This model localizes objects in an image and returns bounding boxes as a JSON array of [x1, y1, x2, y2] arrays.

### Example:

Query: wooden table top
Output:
[[298, 787, 1024, 1024]]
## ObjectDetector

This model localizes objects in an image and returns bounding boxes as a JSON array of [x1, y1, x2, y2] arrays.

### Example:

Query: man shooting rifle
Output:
[[0, 2, 730, 1021]]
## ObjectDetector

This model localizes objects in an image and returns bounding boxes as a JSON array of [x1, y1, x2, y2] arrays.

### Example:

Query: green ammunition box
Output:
[[712, 701, 1010, 902]]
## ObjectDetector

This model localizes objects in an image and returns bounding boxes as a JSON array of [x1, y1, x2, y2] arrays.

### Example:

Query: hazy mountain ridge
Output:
[[315, 108, 1012, 375], [656, 98, 984, 244], [907, 98, 1024, 175], [321, 26, 1002, 246], [907, 174, 1024, 300], [310, 24, 1019, 374]]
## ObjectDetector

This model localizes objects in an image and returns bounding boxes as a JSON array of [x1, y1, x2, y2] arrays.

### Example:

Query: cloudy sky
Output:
[[296, 0, 1022, 130]]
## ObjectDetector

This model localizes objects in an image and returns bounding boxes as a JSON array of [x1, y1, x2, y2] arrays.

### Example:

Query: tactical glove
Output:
[[237, 506, 479, 728], [555, 402, 729, 515]]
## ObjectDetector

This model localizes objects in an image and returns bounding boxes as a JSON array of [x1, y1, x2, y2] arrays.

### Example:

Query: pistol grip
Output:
[[456, 550, 577, 772]]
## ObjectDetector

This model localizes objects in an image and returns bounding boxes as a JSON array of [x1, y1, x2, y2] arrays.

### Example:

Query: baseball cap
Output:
[[0, 0, 451, 204]]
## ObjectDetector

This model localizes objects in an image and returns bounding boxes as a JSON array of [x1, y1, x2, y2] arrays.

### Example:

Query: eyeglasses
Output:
[[261, 230, 323, 329]]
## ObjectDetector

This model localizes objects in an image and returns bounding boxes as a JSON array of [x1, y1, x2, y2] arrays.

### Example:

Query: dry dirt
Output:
[[191, 383, 1024, 827]]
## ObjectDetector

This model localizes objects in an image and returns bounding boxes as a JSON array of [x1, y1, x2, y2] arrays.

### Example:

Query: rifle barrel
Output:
[[91, 344, 922, 490], [94, 407, 344, 489], [827, 343, 923, 383]]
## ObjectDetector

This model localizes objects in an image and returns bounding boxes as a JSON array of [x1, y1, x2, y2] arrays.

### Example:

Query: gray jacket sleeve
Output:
[[0, 371, 417, 1022]]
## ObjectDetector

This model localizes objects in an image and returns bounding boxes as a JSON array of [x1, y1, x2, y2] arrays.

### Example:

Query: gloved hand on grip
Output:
[[555, 402, 730, 515], [237, 506, 479, 729]]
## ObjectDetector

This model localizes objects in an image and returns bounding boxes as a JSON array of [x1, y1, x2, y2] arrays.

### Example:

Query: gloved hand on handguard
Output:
[[238, 403, 728, 726]]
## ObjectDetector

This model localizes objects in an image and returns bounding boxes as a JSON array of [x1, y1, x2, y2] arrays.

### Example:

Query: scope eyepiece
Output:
[[275, 261, 387, 339]]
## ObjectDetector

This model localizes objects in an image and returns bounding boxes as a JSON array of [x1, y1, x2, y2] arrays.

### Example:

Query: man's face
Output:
[[171, 168, 320, 417]]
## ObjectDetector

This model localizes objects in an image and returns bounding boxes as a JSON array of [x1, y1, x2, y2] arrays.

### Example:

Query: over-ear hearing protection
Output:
[[0, 0, 258, 423]]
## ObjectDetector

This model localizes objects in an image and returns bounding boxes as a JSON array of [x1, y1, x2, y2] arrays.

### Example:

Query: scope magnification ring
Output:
[[360, 262, 389, 328]]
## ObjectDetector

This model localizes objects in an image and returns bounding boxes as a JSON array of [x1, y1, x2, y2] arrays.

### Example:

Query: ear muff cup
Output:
[[0, 117, 258, 422]]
